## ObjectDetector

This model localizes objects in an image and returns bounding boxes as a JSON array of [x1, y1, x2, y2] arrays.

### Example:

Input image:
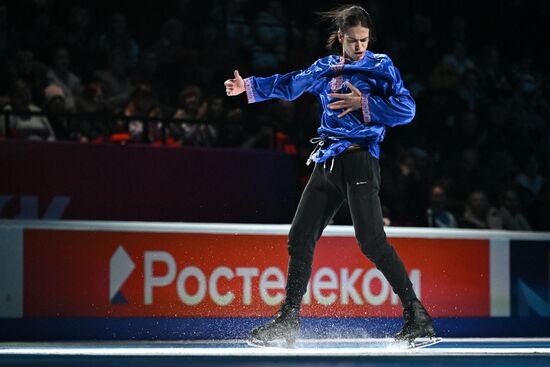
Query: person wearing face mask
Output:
[[224, 4, 434, 346]]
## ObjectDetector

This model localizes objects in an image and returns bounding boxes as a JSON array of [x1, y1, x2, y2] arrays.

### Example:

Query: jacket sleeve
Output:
[[358, 57, 416, 127], [243, 57, 329, 103]]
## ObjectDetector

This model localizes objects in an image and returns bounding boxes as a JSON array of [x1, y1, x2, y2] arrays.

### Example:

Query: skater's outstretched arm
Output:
[[224, 57, 332, 104]]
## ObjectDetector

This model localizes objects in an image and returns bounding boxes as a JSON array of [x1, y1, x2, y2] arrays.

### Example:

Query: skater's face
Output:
[[338, 26, 370, 61]]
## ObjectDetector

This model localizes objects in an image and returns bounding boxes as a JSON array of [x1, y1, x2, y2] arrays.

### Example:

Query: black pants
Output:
[[285, 149, 417, 307]]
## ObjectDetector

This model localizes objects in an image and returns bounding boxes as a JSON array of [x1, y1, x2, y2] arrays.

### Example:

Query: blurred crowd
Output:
[[1, 0, 549, 230]]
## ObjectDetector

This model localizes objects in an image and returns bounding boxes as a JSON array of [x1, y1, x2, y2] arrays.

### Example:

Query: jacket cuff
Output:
[[361, 94, 371, 123], [244, 77, 256, 104]]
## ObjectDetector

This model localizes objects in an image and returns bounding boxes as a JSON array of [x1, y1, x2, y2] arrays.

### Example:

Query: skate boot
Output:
[[248, 303, 300, 348], [395, 299, 435, 342]]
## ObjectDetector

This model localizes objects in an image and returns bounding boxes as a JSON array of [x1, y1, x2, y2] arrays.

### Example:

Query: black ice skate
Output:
[[248, 303, 300, 348], [395, 299, 435, 342]]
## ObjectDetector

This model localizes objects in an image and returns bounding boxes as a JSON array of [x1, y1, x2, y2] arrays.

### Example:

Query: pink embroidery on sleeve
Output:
[[244, 77, 256, 104], [361, 94, 371, 123]]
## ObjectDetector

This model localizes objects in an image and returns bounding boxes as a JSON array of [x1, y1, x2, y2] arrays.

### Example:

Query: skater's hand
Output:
[[224, 70, 245, 96], [327, 81, 362, 118]]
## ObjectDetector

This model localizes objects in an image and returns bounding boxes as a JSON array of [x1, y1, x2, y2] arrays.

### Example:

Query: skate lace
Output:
[[403, 307, 415, 327]]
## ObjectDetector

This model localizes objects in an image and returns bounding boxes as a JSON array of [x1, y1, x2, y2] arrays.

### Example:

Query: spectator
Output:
[[499, 188, 532, 231], [380, 150, 425, 226], [428, 62, 461, 92], [425, 185, 458, 228], [93, 48, 133, 113], [124, 84, 163, 143], [399, 10, 437, 77], [173, 85, 208, 120], [440, 41, 476, 76], [447, 148, 484, 202], [20, 6, 63, 62], [154, 18, 184, 64], [2, 49, 48, 106], [195, 22, 229, 89], [43, 84, 72, 140], [96, 13, 139, 66], [268, 100, 298, 154], [77, 81, 109, 142], [205, 95, 227, 125], [515, 155, 545, 212], [1, 80, 55, 141], [63, 5, 95, 76], [225, 0, 254, 50], [241, 124, 274, 150], [447, 14, 468, 42], [46, 47, 82, 112], [449, 111, 484, 155], [79, 82, 106, 114], [478, 105, 513, 155], [251, 0, 295, 72], [511, 54, 543, 97], [415, 64, 464, 159], [529, 152, 550, 231], [207, 96, 244, 148], [172, 85, 215, 146], [508, 67, 550, 155], [478, 45, 511, 94], [460, 191, 503, 229], [131, 49, 162, 96], [456, 70, 484, 112], [287, 26, 325, 69]]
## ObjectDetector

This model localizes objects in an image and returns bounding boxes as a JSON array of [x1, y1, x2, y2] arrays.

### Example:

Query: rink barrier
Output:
[[1, 220, 549, 340]]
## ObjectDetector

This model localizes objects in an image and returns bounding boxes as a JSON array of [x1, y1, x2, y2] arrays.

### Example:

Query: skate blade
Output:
[[247, 338, 295, 349], [408, 337, 442, 349]]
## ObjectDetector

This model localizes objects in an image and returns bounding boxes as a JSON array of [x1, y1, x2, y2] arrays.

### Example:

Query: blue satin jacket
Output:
[[244, 51, 415, 163]]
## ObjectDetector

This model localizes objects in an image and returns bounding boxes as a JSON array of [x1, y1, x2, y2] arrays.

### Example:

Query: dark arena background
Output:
[[1, 0, 550, 366]]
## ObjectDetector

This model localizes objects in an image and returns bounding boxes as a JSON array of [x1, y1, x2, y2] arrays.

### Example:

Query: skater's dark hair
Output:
[[318, 4, 376, 54]]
